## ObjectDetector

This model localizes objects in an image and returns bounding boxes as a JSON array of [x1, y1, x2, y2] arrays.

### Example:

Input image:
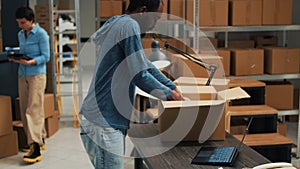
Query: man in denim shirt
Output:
[[80, 0, 183, 168], [9, 7, 49, 163]]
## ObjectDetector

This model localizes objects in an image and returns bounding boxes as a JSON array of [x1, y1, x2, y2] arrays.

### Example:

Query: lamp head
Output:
[[148, 40, 171, 69]]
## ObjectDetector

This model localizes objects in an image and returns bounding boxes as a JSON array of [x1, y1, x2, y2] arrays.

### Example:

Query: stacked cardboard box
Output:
[[0, 96, 18, 159], [199, 37, 219, 51], [169, 0, 184, 20], [99, 0, 125, 18], [35, 5, 58, 34], [230, 49, 264, 76], [264, 81, 294, 110], [101, 0, 293, 26], [227, 79, 292, 163], [264, 47, 300, 74], [227, 40, 255, 49], [216, 49, 230, 76], [255, 36, 278, 48], [230, 0, 262, 26], [186, 0, 228, 26], [166, 52, 226, 80], [262, 0, 292, 25], [35, 4, 58, 93]]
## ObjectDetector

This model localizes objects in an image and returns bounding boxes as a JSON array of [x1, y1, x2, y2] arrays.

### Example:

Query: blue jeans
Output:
[[80, 120, 126, 169]]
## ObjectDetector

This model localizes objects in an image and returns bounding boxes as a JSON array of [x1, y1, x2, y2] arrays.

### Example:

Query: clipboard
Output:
[[7, 52, 32, 60]]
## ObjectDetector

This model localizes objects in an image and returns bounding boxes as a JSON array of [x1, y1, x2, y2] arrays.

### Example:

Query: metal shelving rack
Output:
[[198, 25, 300, 157], [199, 25, 300, 47], [50, 0, 83, 128]]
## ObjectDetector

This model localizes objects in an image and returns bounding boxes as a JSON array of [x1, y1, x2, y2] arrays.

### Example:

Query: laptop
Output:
[[191, 117, 253, 166]]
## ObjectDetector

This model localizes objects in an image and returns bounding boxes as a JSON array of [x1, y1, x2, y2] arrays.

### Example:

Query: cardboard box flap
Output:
[[174, 77, 229, 86], [177, 85, 216, 94], [161, 100, 225, 108], [178, 85, 217, 100], [217, 87, 250, 101]]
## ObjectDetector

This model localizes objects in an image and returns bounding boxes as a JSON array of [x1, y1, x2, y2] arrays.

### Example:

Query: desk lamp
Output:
[[148, 40, 171, 69], [150, 40, 218, 86]]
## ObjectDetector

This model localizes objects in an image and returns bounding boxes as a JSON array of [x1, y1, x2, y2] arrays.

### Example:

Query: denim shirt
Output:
[[80, 15, 176, 130], [18, 23, 50, 77]]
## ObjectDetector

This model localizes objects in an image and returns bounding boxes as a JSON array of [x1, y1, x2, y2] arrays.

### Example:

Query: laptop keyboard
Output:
[[208, 147, 235, 163]]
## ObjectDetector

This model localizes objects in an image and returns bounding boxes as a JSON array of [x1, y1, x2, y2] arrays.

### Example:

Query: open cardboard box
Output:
[[158, 84, 250, 142]]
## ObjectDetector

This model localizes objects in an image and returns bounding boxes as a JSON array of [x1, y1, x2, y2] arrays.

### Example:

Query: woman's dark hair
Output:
[[15, 6, 35, 22], [127, 0, 163, 12]]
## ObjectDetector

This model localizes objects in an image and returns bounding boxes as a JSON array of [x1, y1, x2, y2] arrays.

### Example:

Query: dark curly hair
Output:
[[127, 0, 163, 12], [15, 6, 35, 22]]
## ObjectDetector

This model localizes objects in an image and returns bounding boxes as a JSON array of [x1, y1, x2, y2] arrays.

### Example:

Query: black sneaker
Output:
[[40, 138, 46, 151], [22, 138, 46, 152], [23, 142, 42, 163]]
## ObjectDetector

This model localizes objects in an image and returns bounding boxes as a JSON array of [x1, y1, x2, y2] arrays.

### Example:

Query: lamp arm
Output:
[[164, 42, 217, 86]]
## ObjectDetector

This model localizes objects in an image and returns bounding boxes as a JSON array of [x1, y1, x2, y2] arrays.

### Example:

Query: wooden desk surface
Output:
[[128, 123, 270, 169]]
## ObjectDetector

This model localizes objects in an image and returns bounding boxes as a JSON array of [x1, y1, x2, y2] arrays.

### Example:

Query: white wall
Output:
[[80, 0, 96, 38], [29, 0, 36, 9]]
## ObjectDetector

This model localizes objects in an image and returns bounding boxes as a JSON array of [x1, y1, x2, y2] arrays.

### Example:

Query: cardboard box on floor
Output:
[[0, 96, 13, 137], [15, 93, 56, 120], [45, 111, 60, 138], [158, 83, 250, 142], [0, 131, 18, 159], [12, 120, 27, 148]]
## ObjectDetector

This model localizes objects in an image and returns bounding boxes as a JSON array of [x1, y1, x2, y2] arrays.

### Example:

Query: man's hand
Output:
[[171, 87, 184, 101]]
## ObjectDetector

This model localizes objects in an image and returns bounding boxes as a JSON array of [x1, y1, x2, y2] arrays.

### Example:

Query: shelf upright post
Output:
[[50, 0, 59, 112], [74, 0, 83, 127], [194, 0, 199, 53]]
